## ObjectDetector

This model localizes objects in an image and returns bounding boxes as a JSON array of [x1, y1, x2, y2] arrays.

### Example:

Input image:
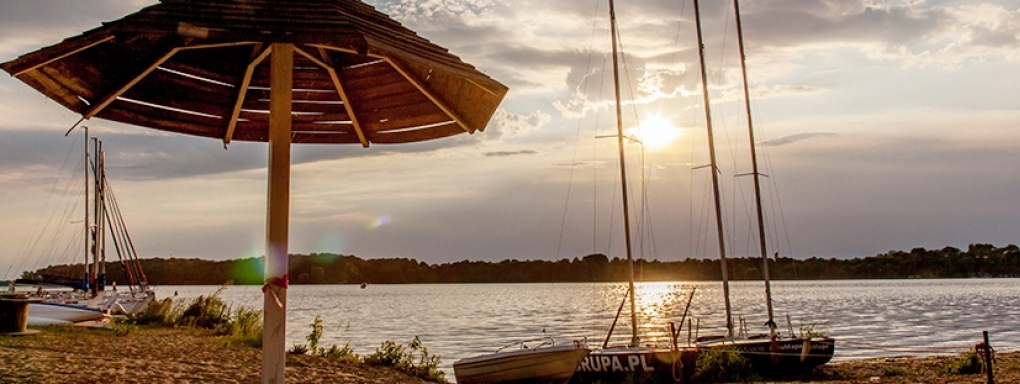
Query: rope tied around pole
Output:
[[262, 274, 289, 308], [975, 341, 995, 362]]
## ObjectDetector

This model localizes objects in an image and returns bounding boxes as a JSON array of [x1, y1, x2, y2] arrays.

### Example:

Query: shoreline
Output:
[[2, 324, 1017, 383]]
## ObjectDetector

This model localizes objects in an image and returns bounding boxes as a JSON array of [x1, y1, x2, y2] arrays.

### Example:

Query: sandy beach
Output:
[[0, 325, 435, 384], [2, 324, 1017, 383]]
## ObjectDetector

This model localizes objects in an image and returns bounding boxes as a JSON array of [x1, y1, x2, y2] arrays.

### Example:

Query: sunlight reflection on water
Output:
[[161, 278, 1020, 377]]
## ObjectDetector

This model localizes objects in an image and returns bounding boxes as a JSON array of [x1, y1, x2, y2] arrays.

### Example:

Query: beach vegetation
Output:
[[125, 287, 262, 347], [881, 366, 910, 377], [108, 319, 138, 336], [178, 290, 231, 329], [289, 315, 360, 363], [364, 336, 445, 382], [217, 305, 262, 348], [322, 342, 360, 363], [943, 350, 983, 375], [288, 344, 310, 355], [693, 347, 758, 382], [800, 323, 828, 338], [130, 297, 180, 325]]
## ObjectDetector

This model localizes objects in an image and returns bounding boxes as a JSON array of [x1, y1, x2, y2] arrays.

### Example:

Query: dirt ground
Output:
[[0, 325, 435, 384], [1, 325, 1015, 384], [771, 352, 1017, 384]]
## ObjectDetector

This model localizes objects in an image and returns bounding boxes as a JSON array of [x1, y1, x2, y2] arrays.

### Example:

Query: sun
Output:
[[628, 115, 681, 150]]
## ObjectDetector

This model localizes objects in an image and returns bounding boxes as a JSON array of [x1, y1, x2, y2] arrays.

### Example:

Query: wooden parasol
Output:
[[1, 1, 508, 383]]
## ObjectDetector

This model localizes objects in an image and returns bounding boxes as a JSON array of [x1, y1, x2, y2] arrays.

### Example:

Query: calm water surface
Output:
[[160, 279, 1020, 376]]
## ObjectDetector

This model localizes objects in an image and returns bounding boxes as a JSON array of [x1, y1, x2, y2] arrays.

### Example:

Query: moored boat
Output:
[[698, 334, 835, 371], [692, 0, 835, 373], [26, 301, 104, 325], [454, 340, 590, 384], [572, 346, 698, 384], [570, 1, 700, 382], [17, 132, 155, 325]]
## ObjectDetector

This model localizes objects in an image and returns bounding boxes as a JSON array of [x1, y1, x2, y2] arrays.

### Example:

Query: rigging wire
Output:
[[555, 0, 605, 261], [7, 130, 87, 280]]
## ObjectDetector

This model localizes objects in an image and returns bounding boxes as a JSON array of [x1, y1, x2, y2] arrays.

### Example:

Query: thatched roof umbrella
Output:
[[1, 0, 508, 382]]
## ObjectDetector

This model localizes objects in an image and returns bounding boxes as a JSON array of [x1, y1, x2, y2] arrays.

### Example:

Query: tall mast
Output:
[[693, 0, 733, 337], [91, 138, 102, 296], [83, 127, 91, 292], [97, 141, 107, 292], [732, 0, 776, 335], [609, 0, 639, 347]]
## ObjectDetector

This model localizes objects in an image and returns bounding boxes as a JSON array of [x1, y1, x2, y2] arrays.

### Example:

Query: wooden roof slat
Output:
[[0, 0, 508, 146]]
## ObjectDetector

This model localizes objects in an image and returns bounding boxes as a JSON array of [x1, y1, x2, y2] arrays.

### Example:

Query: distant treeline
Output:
[[22, 243, 1019, 286]]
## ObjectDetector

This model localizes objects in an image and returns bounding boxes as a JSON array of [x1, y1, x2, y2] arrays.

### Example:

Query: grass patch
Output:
[[124, 286, 261, 347], [693, 347, 759, 383], [289, 316, 440, 381], [364, 336, 445, 383], [943, 350, 983, 375], [881, 366, 910, 377]]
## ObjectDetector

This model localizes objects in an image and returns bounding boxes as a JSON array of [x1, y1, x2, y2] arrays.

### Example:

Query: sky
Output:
[[1, 0, 1019, 277]]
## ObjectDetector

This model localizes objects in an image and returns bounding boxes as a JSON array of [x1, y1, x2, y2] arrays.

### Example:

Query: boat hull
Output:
[[28, 302, 105, 324], [570, 346, 699, 384], [701, 336, 835, 373], [454, 344, 590, 384]]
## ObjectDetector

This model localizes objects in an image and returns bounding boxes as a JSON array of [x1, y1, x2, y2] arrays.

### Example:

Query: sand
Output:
[[0, 325, 435, 384], [1, 324, 1017, 384]]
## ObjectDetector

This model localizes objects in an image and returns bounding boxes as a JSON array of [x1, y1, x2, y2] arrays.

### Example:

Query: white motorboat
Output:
[[454, 341, 590, 384]]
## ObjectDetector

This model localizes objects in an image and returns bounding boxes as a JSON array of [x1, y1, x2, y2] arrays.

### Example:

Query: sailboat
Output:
[[570, 1, 699, 383], [691, 0, 834, 372], [18, 129, 155, 325]]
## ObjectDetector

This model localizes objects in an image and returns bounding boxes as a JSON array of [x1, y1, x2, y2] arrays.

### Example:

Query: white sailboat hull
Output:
[[454, 344, 590, 384]]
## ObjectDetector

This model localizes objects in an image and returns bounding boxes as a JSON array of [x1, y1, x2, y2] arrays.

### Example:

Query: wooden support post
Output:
[[263, 43, 292, 384], [984, 331, 994, 384]]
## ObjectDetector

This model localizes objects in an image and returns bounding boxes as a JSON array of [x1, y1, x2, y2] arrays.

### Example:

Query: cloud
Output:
[[484, 109, 551, 140], [762, 132, 839, 147], [484, 150, 538, 157]]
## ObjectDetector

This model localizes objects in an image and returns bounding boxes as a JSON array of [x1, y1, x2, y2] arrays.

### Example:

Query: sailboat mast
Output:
[[97, 141, 107, 292], [608, 0, 639, 347], [91, 138, 102, 296], [732, 0, 776, 334], [693, 0, 733, 338], [83, 127, 91, 292]]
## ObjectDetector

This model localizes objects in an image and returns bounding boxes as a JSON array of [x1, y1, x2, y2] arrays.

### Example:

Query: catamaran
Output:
[[17, 129, 154, 325]]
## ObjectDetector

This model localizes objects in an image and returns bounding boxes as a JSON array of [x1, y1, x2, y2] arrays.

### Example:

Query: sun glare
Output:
[[629, 115, 681, 150]]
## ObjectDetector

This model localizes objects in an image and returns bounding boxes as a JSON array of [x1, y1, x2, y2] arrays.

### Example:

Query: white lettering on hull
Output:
[[576, 354, 656, 373]]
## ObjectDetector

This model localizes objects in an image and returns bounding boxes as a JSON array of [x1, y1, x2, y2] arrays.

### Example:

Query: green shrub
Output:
[[693, 347, 758, 383], [289, 344, 310, 355], [290, 315, 361, 362], [109, 319, 137, 336], [307, 316, 324, 353], [364, 336, 444, 382], [882, 366, 910, 377], [179, 293, 231, 329], [944, 350, 983, 375], [130, 297, 180, 325], [323, 342, 360, 363], [127, 287, 261, 348], [217, 305, 263, 348]]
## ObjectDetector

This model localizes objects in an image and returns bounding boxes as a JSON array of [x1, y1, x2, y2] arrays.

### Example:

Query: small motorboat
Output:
[[454, 338, 590, 384]]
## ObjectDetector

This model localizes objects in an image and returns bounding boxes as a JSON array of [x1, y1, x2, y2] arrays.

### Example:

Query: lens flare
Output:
[[366, 215, 391, 230]]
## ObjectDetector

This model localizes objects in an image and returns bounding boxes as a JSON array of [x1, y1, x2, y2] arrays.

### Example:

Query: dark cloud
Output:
[[738, 2, 953, 50], [484, 150, 538, 157], [763, 132, 838, 147], [0, 125, 494, 182]]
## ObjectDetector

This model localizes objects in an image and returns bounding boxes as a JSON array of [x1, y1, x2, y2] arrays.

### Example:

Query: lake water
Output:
[[159, 279, 1020, 376]]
